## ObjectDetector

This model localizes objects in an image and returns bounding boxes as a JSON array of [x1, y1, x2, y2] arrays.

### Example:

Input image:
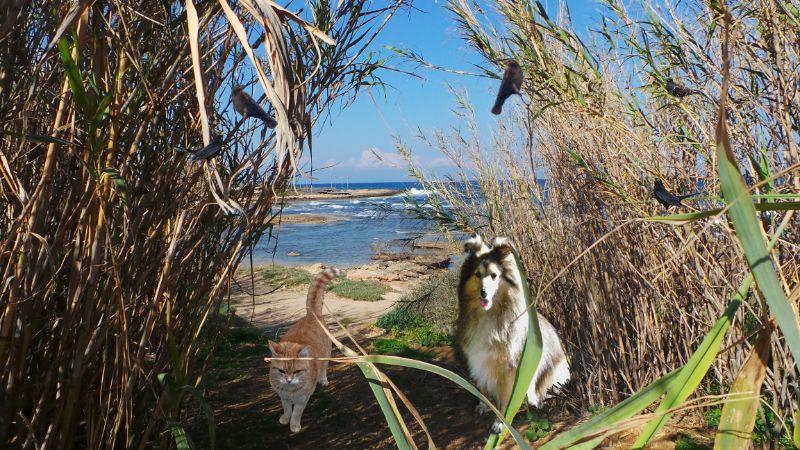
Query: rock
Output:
[[287, 251, 300, 257]]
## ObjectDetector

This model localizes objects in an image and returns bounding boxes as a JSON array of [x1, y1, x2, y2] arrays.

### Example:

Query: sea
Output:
[[252, 182, 440, 268]]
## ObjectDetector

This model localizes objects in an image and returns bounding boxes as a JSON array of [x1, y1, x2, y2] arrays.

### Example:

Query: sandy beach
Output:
[[233, 240, 458, 332]]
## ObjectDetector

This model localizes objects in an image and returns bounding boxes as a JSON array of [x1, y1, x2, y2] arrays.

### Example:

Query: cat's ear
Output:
[[268, 340, 280, 355], [298, 346, 310, 358]]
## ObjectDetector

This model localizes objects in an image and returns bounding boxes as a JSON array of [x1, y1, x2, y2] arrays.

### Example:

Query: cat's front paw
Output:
[[290, 422, 302, 433], [279, 414, 290, 425], [474, 402, 489, 416], [318, 378, 329, 387]]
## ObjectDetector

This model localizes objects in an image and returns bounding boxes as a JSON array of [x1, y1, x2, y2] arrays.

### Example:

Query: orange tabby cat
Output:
[[266, 267, 343, 433]]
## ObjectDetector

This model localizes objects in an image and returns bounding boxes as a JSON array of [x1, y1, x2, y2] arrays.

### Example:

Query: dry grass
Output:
[[403, 0, 800, 429], [0, 1, 407, 448]]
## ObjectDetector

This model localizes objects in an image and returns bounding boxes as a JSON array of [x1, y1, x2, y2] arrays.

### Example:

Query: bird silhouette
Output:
[[232, 85, 278, 128], [665, 77, 703, 98], [187, 135, 224, 161], [491, 60, 523, 115], [653, 179, 697, 208]]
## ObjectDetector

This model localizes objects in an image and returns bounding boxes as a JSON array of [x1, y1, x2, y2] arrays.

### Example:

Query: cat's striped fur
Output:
[[267, 267, 344, 433]]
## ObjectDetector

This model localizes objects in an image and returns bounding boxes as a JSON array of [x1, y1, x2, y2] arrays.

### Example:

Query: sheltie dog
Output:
[[456, 234, 570, 432]]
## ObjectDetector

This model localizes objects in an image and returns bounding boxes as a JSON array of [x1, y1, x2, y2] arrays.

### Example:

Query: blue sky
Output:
[[304, 0, 600, 183]]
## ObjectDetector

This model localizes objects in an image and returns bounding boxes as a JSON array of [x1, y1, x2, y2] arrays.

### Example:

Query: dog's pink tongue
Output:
[[480, 298, 490, 310]]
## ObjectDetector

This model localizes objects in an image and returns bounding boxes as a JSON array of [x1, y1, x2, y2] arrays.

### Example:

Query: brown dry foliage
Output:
[[0, 0, 406, 448], [404, 0, 800, 425]]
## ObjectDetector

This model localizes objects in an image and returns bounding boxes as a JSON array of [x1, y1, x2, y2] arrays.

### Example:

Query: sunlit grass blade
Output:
[[714, 11, 800, 369], [644, 202, 800, 225], [357, 362, 416, 450], [485, 247, 543, 449], [360, 355, 531, 449], [631, 299, 741, 448], [318, 313, 417, 449], [185, 0, 211, 143], [539, 370, 680, 449], [714, 321, 773, 449]]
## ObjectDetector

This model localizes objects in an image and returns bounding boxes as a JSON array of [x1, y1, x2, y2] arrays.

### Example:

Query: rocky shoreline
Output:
[[283, 188, 402, 202]]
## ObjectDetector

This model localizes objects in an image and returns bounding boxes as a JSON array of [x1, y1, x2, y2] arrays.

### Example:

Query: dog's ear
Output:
[[490, 237, 515, 261], [464, 233, 490, 256], [490, 236, 511, 249]]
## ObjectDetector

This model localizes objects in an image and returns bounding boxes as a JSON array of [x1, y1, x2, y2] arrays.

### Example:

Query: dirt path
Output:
[[190, 262, 502, 449], [189, 262, 713, 450]]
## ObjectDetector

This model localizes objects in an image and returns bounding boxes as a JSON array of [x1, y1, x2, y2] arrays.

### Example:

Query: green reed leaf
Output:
[[714, 323, 773, 449], [539, 370, 679, 449], [645, 202, 800, 225], [715, 25, 800, 372], [361, 355, 531, 450], [57, 37, 88, 111], [632, 299, 740, 448], [358, 362, 414, 450], [485, 246, 543, 449]]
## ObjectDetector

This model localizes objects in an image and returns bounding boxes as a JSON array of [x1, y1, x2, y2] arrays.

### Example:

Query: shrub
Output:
[[376, 308, 426, 330], [391, 270, 460, 330], [328, 278, 389, 302]]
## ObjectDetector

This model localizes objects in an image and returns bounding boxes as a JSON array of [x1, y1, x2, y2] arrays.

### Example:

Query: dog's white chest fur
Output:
[[457, 234, 570, 416], [463, 304, 528, 393]]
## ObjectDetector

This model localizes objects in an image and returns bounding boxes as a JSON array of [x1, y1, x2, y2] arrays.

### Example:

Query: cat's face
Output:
[[268, 341, 312, 386]]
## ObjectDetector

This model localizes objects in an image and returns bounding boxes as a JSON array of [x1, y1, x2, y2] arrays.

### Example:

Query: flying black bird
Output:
[[653, 179, 698, 208], [232, 85, 278, 128], [665, 77, 703, 98], [183, 135, 223, 162], [491, 60, 523, 115]]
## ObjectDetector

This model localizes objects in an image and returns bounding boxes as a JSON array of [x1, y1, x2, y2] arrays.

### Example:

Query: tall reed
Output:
[[0, 1, 405, 448], [402, 0, 800, 433]]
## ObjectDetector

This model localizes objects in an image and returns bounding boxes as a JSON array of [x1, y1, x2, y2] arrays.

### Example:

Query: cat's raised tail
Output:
[[306, 267, 345, 317]]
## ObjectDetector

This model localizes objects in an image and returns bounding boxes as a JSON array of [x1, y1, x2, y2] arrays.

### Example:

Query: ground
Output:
[[188, 262, 716, 450]]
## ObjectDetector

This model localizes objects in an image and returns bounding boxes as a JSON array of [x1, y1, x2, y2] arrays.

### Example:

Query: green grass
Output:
[[372, 277, 454, 361], [261, 265, 312, 288], [403, 326, 451, 347], [704, 407, 722, 428], [371, 338, 434, 360], [376, 308, 425, 330], [674, 433, 710, 450], [704, 405, 798, 448], [327, 278, 389, 301], [525, 411, 552, 442]]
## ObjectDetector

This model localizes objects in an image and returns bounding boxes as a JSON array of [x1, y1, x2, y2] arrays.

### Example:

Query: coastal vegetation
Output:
[[4, 0, 800, 449], [327, 278, 390, 302], [394, 0, 800, 448], [261, 265, 314, 289], [0, 0, 408, 448]]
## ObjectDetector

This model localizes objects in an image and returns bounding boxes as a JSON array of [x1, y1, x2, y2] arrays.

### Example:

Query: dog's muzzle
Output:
[[479, 289, 490, 310]]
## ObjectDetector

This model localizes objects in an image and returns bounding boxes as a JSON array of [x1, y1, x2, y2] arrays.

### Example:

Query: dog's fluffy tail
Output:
[[306, 267, 344, 316]]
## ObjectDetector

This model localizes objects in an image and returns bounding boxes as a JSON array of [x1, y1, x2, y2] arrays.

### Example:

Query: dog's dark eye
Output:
[[474, 272, 480, 278], [491, 274, 497, 280]]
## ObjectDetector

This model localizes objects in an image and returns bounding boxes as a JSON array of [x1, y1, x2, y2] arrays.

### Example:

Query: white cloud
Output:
[[344, 147, 408, 169], [427, 156, 456, 168]]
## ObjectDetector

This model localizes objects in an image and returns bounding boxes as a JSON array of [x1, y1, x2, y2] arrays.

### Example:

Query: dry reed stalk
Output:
[[403, 0, 800, 427], [0, 1, 407, 448]]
